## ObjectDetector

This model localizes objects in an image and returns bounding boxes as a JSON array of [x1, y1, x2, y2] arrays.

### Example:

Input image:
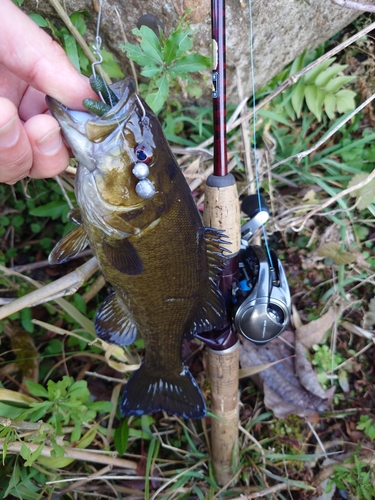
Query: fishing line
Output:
[[248, 0, 274, 268], [91, 0, 118, 109]]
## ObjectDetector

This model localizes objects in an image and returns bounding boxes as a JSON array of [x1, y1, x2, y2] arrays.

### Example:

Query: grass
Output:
[[2, 8, 375, 500]]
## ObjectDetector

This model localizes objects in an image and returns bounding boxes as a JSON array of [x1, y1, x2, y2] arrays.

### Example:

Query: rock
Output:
[[22, 0, 372, 104]]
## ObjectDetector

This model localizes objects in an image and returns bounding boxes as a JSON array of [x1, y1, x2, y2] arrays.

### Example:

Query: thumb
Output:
[[0, 0, 97, 109]]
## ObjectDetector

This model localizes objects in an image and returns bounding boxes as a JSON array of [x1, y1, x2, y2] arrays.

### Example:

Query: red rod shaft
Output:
[[211, 0, 227, 177]]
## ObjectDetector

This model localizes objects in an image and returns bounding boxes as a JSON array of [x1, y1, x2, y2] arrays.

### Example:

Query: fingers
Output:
[[24, 114, 70, 179], [0, 97, 70, 184], [0, 97, 32, 184], [0, 0, 96, 109]]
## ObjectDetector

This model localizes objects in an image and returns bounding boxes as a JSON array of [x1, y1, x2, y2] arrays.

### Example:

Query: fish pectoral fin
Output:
[[95, 292, 137, 346], [102, 238, 143, 275], [68, 207, 83, 225], [48, 225, 89, 264], [120, 363, 206, 419]]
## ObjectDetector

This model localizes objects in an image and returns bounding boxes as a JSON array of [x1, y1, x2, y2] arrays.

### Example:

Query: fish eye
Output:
[[135, 144, 153, 165]]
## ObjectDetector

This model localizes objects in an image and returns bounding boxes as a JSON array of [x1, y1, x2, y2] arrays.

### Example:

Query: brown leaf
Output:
[[296, 307, 336, 348], [239, 331, 334, 419], [295, 340, 326, 399]]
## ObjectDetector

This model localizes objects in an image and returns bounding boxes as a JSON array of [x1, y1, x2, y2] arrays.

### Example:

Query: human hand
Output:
[[0, 0, 97, 184]]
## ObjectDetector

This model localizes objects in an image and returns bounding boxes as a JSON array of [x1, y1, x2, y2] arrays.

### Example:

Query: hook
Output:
[[135, 94, 146, 122], [92, 35, 103, 79]]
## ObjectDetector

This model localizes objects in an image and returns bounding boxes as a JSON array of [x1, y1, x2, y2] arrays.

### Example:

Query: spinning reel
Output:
[[232, 194, 291, 344]]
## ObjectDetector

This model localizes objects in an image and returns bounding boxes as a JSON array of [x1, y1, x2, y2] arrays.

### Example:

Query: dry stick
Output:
[[331, 0, 375, 11], [1, 441, 137, 470], [48, 0, 111, 85], [0, 257, 98, 319], [114, 6, 139, 93]]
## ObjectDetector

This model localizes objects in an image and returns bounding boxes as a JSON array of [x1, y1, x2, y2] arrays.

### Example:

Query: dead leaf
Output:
[[239, 331, 335, 419], [295, 340, 327, 399], [296, 307, 336, 348], [348, 172, 375, 211], [317, 242, 355, 265]]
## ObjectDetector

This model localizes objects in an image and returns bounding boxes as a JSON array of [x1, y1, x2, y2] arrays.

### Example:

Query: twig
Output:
[[331, 0, 375, 11], [114, 6, 139, 92], [0, 257, 98, 319], [1, 440, 137, 470], [230, 482, 305, 499], [48, 0, 111, 84], [54, 175, 74, 209]]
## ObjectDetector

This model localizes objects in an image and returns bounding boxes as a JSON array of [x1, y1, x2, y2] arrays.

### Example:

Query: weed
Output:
[[122, 16, 211, 114]]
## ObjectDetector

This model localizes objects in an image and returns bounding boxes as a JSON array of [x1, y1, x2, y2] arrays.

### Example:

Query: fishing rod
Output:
[[201, 0, 292, 485], [201, 0, 241, 485]]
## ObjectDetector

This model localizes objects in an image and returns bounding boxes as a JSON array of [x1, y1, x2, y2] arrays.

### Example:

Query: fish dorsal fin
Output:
[[48, 225, 89, 264], [68, 207, 82, 225], [95, 291, 137, 346], [204, 228, 229, 282], [185, 228, 229, 338], [102, 238, 143, 275]]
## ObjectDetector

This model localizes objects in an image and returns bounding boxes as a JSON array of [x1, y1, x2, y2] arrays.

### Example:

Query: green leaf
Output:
[[289, 51, 306, 76], [25, 381, 48, 399], [335, 89, 356, 114], [29, 200, 67, 219], [63, 34, 80, 72], [164, 29, 191, 65], [325, 75, 356, 93], [171, 54, 211, 74], [70, 12, 87, 37], [315, 64, 347, 87], [146, 74, 169, 114], [324, 93, 336, 120], [114, 419, 129, 455], [100, 48, 124, 79], [304, 57, 336, 85], [304, 85, 325, 121], [283, 100, 296, 121], [291, 82, 305, 118], [133, 26, 163, 65], [141, 65, 163, 78], [29, 13, 48, 27], [257, 109, 295, 127], [123, 43, 160, 67], [24, 442, 44, 467], [21, 307, 34, 333]]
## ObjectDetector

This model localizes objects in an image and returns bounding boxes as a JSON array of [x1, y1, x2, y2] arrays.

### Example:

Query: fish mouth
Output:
[[46, 77, 138, 142]]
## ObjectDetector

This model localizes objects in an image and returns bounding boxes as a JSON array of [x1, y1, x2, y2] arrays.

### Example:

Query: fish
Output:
[[47, 77, 227, 419]]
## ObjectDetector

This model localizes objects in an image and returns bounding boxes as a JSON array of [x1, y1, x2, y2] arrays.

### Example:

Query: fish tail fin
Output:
[[121, 364, 206, 419]]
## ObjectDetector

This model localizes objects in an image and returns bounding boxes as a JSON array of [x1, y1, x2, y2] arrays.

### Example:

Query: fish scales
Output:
[[47, 77, 227, 419]]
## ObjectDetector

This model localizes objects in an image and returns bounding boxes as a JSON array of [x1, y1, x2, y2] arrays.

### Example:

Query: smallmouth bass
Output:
[[47, 77, 227, 419]]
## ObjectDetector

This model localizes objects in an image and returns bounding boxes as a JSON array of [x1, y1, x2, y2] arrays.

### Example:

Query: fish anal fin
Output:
[[95, 292, 137, 346], [102, 238, 143, 275], [120, 363, 206, 419], [48, 225, 88, 264]]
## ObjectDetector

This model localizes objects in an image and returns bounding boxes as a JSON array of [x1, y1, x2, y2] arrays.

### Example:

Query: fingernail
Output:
[[36, 127, 62, 155], [0, 116, 20, 148]]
